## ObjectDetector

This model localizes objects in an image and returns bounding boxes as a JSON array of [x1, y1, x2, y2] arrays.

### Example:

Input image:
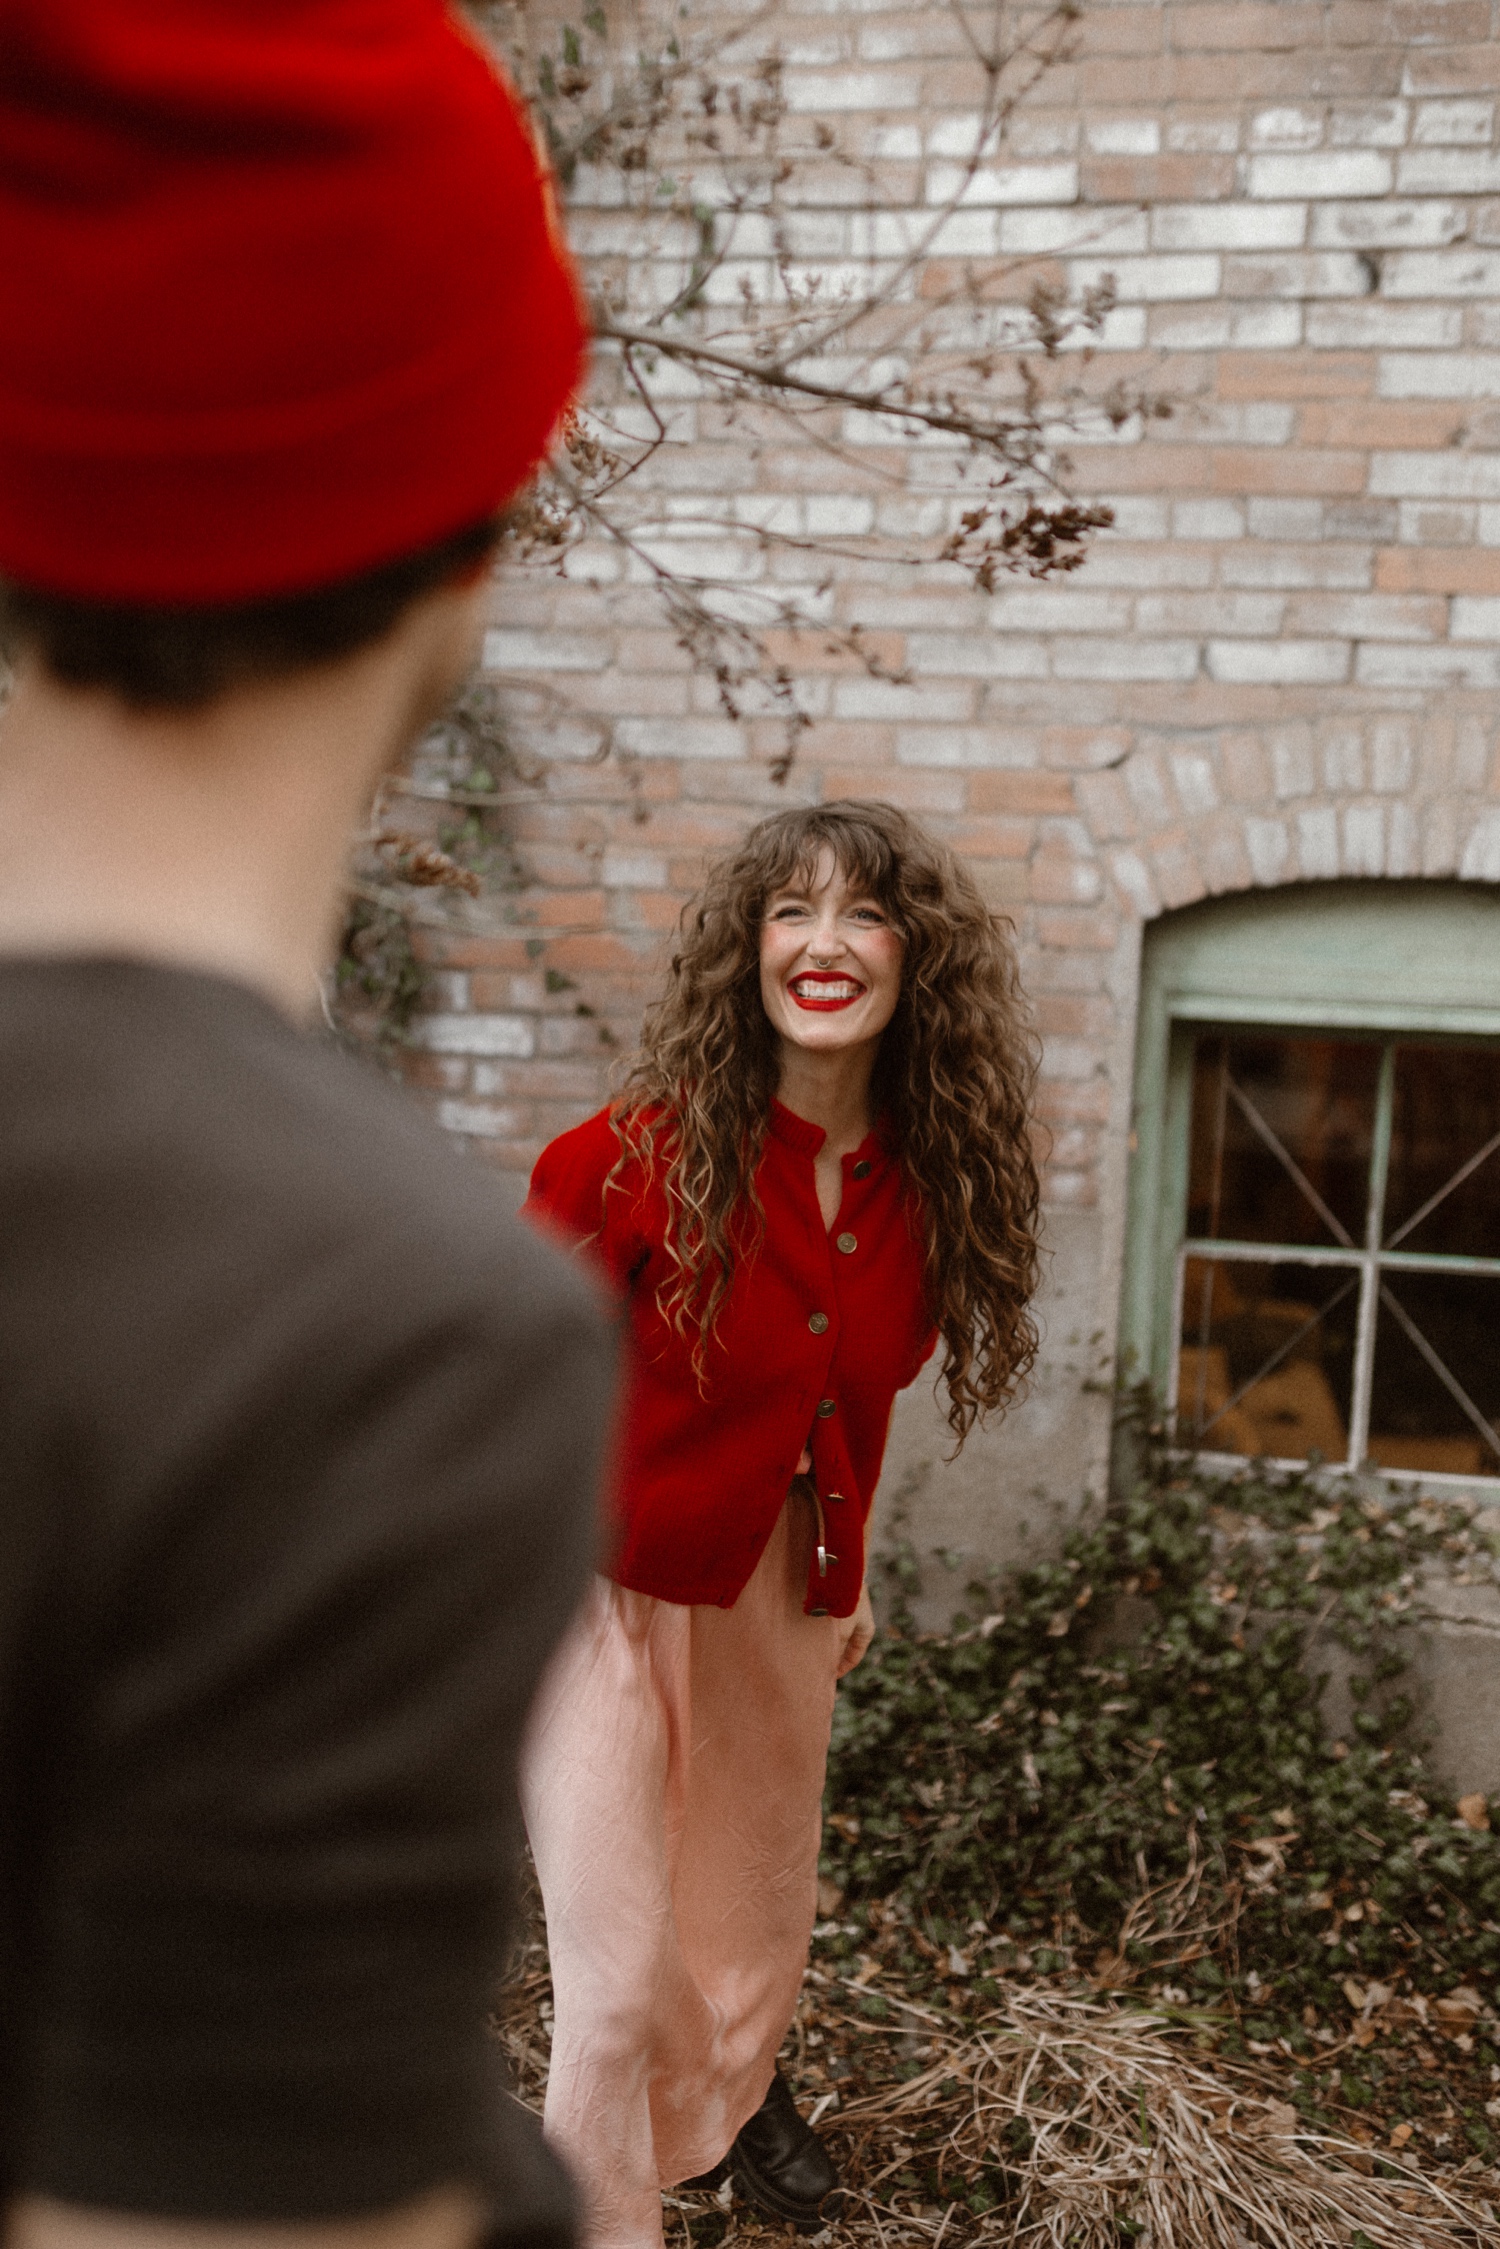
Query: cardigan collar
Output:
[[768, 1097, 824, 1155], [767, 1097, 891, 1172]]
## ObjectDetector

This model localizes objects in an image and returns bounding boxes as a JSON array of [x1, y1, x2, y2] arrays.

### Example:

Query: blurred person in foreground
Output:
[[0, 8, 607, 2249]]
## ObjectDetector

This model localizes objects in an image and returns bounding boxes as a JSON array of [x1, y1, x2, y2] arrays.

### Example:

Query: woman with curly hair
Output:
[[522, 799, 1039, 2249]]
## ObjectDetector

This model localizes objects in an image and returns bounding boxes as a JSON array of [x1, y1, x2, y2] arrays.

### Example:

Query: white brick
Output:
[[866, 208, 995, 256], [1103, 496, 1172, 540], [1086, 117, 1160, 155], [1170, 750, 1220, 815], [1293, 594, 1439, 641], [785, 71, 919, 112], [832, 678, 977, 720], [1321, 729, 1365, 792], [1173, 498, 1247, 540], [1378, 352, 1500, 397], [804, 495, 876, 535], [925, 160, 1078, 205], [1223, 251, 1378, 299], [1067, 253, 1220, 301], [1343, 805, 1386, 877], [1245, 497, 1325, 541], [630, 534, 762, 581], [998, 205, 1146, 253], [412, 1015, 535, 1059], [1306, 303, 1462, 347], [988, 589, 1133, 633], [780, 35, 845, 65], [601, 850, 668, 888], [894, 726, 1035, 767], [559, 545, 623, 587], [1272, 733, 1317, 798], [1205, 640, 1350, 685], [1461, 811, 1500, 883], [1355, 644, 1500, 688], [1074, 305, 1150, 350], [1052, 639, 1200, 682], [1412, 99, 1494, 147], [1451, 596, 1500, 640], [1151, 303, 1303, 349], [436, 1101, 520, 1141], [1135, 592, 1285, 635], [1250, 107, 1323, 152], [1383, 248, 1500, 297], [1245, 816, 1292, 885], [1296, 807, 1341, 878], [614, 718, 744, 760], [868, 123, 922, 159], [732, 496, 803, 535], [1151, 202, 1306, 252], [483, 629, 609, 672], [1388, 801, 1420, 876], [1247, 151, 1392, 199], [1222, 547, 1373, 591], [1329, 103, 1409, 150], [1396, 149, 1500, 194], [903, 633, 1056, 676], [1371, 720, 1417, 792], [1310, 199, 1467, 249], [1370, 452, 1500, 499], [1010, 116, 1080, 159], [1480, 506, 1500, 545], [1110, 850, 1160, 916], [924, 116, 986, 158]]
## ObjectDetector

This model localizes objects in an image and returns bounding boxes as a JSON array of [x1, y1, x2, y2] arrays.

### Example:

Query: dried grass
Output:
[[830, 1986, 1497, 2248], [499, 1898, 1498, 2249]]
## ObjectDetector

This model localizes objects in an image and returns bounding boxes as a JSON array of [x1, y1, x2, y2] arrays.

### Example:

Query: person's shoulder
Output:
[[0, 959, 595, 1333]]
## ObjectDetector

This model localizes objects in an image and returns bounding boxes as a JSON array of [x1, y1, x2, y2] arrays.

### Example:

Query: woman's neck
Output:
[[773, 1037, 880, 1156]]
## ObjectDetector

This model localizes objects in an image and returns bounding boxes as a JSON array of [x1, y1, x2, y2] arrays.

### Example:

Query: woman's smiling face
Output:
[[758, 847, 903, 1060]]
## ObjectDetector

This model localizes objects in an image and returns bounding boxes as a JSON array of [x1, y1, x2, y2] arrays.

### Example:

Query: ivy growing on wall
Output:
[[824, 1414, 1500, 2097]]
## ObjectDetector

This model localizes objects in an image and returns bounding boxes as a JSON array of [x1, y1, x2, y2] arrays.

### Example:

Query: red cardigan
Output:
[[523, 1100, 938, 1618]]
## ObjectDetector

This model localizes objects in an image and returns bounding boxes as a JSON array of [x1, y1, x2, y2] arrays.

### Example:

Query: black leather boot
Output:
[[729, 2068, 839, 2231]]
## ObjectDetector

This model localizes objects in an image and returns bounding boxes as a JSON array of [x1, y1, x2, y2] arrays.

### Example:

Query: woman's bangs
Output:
[[763, 824, 900, 916]]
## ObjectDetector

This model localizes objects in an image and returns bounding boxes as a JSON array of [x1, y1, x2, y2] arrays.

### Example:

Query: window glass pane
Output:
[[1384, 1044, 1500, 1258], [1177, 1254, 1358, 1465], [1188, 1034, 1379, 1250], [1367, 1273, 1500, 1476]]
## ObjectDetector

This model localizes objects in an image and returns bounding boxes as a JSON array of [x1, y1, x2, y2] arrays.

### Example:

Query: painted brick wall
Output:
[[404, 2, 1500, 1586], [417, 1, 1500, 1193]]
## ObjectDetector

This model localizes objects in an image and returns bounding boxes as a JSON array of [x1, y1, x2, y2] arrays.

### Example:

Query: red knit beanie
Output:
[[0, 0, 587, 603]]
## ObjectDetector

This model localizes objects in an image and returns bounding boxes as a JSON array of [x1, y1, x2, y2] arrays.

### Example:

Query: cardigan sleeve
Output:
[[523, 1107, 651, 1295]]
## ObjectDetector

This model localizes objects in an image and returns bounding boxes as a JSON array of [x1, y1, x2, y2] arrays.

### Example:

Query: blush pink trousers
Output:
[[521, 1496, 843, 2249]]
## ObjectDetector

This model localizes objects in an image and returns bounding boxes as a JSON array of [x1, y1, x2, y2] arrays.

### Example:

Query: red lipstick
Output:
[[788, 972, 866, 1012]]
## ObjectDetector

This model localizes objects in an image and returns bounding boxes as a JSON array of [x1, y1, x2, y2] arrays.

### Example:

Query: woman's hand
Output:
[[835, 1580, 875, 1677]]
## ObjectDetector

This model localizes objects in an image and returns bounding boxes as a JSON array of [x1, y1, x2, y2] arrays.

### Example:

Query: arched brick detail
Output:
[[1067, 710, 1500, 923]]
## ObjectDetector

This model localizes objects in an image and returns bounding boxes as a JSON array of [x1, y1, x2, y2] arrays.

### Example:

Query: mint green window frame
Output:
[[1119, 881, 1500, 1479]]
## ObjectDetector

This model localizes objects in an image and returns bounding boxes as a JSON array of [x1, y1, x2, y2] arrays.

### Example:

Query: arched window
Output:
[[1120, 883, 1500, 1485]]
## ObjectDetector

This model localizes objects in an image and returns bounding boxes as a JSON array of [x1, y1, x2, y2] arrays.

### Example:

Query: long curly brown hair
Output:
[[611, 799, 1041, 1443]]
